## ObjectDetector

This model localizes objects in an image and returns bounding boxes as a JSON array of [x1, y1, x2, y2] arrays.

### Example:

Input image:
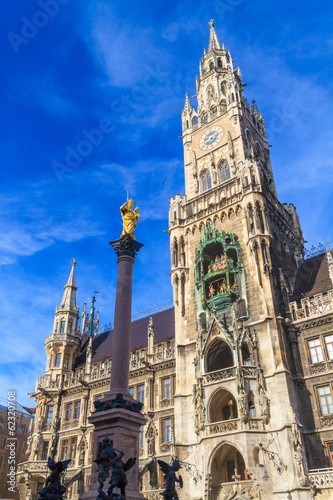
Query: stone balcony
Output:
[[208, 418, 239, 435], [211, 480, 259, 500], [142, 490, 164, 500], [204, 365, 257, 384], [17, 460, 48, 474], [290, 290, 333, 321], [308, 468, 333, 487]]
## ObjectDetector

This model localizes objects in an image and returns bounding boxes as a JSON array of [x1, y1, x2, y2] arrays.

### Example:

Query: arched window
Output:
[[180, 237, 186, 266], [181, 274, 186, 317], [253, 242, 262, 287], [209, 389, 238, 423], [211, 444, 248, 484], [206, 339, 234, 372], [217, 58, 222, 68], [249, 401, 256, 418], [220, 161, 230, 183], [173, 239, 178, 267], [247, 204, 255, 235], [241, 345, 251, 366], [261, 240, 268, 263], [256, 202, 265, 233], [202, 172, 212, 192], [201, 111, 208, 122], [209, 61, 214, 71]]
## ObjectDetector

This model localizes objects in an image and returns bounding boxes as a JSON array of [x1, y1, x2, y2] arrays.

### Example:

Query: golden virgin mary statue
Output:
[[120, 198, 140, 240]]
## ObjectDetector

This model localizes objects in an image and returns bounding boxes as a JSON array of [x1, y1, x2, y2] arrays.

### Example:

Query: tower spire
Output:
[[59, 259, 77, 311], [184, 92, 191, 113], [208, 19, 221, 51]]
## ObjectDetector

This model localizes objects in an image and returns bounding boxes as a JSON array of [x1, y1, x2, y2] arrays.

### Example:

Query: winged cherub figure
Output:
[[158, 459, 183, 500], [107, 450, 136, 499], [38, 457, 71, 500]]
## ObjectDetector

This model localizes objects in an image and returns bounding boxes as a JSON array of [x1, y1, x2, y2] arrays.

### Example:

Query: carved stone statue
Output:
[[79, 444, 86, 466], [158, 459, 183, 500], [120, 199, 140, 240], [34, 432, 41, 454], [26, 434, 32, 456], [290, 407, 307, 486], [193, 377, 205, 434], [38, 458, 71, 500], [49, 417, 58, 457], [147, 433, 155, 456]]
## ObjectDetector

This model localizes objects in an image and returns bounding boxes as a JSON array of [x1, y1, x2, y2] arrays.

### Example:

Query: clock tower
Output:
[[169, 20, 308, 499]]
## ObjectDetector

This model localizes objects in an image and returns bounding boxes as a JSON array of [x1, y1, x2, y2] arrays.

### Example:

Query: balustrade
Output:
[[208, 419, 239, 435], [17, 461, 48, 473], [309, 468, 333, 487], [210, 480, 259, 500], [290, 291, 333, 321]]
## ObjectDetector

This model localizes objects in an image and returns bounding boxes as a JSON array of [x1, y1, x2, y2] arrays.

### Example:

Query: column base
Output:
[[79, 407, 146, 500]]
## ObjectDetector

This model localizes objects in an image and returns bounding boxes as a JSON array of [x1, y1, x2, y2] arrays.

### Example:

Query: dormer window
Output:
[[202, 172, 212, 192]]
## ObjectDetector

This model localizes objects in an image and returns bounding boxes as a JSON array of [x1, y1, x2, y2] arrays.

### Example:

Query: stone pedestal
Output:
[[80, 407, 146, 500]]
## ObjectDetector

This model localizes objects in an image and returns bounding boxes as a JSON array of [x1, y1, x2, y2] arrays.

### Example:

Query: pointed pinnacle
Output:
[[208, 19, 221, 51], [184, 92, 191, 112]]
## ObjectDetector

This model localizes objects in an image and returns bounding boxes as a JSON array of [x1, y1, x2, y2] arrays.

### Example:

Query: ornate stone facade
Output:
[[16, 21, 333, 500]]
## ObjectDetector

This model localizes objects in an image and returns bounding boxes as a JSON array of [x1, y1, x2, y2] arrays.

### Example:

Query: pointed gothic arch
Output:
[[202, 170, 212, 192], [209, 442, 249, 485], [209, 388, 238, 423], [206, 338, 234, 373], [172, 238, 178, 267]]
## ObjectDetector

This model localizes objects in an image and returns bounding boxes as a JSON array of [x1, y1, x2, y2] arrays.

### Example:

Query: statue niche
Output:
[[195, 221, 243, 311]]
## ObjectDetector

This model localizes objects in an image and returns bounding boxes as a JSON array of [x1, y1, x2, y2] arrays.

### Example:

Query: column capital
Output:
[[109, 235, 144, 260]]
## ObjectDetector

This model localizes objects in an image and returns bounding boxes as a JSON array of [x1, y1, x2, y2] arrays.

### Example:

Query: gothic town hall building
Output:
[[17, 23, 333, 500]]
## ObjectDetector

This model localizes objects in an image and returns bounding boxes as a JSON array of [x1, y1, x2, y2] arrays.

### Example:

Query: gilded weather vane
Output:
[[120, 192, 140, 240]]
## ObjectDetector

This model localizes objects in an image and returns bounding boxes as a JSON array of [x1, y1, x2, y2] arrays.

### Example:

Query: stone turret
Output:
[[45, 259, 80, 374]]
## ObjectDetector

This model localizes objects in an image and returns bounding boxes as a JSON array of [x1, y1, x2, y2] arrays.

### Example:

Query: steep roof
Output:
[[75, 307, 175, 368], [291, 251, 333, 301]]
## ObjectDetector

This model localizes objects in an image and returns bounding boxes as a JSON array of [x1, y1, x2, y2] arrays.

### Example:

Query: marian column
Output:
[[80, 199, 146, 500]]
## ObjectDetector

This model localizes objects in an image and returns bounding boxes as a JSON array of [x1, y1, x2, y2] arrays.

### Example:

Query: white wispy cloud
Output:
[[0, 186, 104, 264]]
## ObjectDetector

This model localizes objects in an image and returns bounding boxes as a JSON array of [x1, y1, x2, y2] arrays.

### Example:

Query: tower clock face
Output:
[[199, 126, 223, 150]]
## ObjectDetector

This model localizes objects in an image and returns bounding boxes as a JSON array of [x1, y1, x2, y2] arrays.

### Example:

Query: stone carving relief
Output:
[[235, 366, 247, 423], [256, 368, 269, 424], [290, 407, 307, 486], [211, 480, 260, 500], [193, 376, 205, 435], [48, 416, 58, 457]]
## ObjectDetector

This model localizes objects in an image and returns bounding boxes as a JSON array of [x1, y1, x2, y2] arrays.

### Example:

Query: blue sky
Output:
[[0, 0, 332, 407]]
